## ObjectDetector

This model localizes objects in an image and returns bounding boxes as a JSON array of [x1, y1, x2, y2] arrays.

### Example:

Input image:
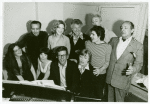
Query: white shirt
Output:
[[116, 36, 132, 60], [58, 62, 67, 87], [78, 63, 90, 74]]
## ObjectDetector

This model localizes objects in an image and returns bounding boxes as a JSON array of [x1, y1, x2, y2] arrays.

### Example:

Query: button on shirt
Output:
[[78, 64, 90, 74], [116, 36, 132, 60], [58, 62, 67, 87]]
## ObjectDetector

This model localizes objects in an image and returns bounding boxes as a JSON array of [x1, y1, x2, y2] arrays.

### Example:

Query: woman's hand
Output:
[[93, 67, 104, 76], [93, 67, 101, 76]]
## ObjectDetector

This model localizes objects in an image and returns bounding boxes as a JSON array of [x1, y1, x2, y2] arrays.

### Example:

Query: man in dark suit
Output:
[[17, 21, 48, 70], [67, 19, 90, 62], [49, 46, 80, 92], [106, 21, 143, 102]]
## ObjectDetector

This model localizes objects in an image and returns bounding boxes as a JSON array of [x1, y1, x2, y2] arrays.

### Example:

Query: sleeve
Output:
[[66, 37, 71, 55], [132, 43, 143, 74], [70, 62, 80, 93], [47, 36, 51, 49], [12, 68, 20, 75], [17, 34, 28, 48], [43, 32, 49, 48], [100, 44, 112, 71]]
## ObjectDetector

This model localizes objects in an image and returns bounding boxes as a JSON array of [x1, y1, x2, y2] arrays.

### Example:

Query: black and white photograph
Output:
[[2, 1, 148, 102]]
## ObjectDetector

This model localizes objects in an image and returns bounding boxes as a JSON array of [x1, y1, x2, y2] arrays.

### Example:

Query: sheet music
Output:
[[3, 80, 66, 91]]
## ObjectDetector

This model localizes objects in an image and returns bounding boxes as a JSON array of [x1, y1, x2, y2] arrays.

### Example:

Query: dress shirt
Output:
[[78, 63, 90, 74], [116, 36, 132, 60], [58, 62, 67, 87], [71, 32, 83, 45]]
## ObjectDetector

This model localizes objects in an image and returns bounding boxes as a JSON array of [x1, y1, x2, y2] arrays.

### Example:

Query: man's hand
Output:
[[126, 63, 134, 75]]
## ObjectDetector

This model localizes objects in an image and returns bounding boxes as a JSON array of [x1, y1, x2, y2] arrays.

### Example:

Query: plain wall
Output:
[[3, 2, 148, 47]]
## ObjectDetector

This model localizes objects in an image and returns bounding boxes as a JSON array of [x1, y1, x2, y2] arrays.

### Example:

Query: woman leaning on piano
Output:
[[3, 43, 36, 81]]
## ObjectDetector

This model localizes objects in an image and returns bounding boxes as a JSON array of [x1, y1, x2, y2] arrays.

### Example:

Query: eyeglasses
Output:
[[58, 54, 67, 58]]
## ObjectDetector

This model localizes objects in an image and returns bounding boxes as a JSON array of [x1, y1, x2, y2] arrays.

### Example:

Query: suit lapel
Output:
[[113, 38, 119, 61], [55, 63, 60, 85], [65, 60, 70, 86], [117, 38, 135, 61], [75, 38, 82, 48]]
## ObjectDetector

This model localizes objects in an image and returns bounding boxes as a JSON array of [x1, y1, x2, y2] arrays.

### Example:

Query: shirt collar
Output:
[[58, 61, 67, 68], [78, 63, 90, 70], [70, 32, 83, 40], [120, 36, 133, 42]]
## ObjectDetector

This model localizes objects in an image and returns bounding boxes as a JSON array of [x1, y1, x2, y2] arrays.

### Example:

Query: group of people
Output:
[[3, 14, 143, 102]]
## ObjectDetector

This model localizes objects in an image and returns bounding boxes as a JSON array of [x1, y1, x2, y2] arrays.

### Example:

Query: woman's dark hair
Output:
[[3, 43, 33, 80], [39, 47, 50, 55], [4, 43, 25, 70], [79, 49, 92, 63], [90, 26, 105, 41], [39, 47, 50, 59]]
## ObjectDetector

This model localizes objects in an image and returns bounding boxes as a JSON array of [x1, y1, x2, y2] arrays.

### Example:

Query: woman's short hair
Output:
[[39, 47, 50, 56], [51, 20, 66, 34], [90, 26, 105, 41], [79, 49, 92, 62]]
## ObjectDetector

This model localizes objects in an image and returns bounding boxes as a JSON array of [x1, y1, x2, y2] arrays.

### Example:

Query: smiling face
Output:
[[31, 23, 41, 36], [79, 54, 89, 67], [90, 30, 100, 43], [13, 46, 22, 57], [120, 22, 134, 39], [56, 24, 65, 36], [71, 24, 82, 36], [39, 53, 48, 60], [57, 50, 68, 66], [92, 17, 102, 26]]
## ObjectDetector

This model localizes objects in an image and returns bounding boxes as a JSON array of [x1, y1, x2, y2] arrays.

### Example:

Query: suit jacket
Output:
[[77, 64, 97, 98], [49, 60, 80, 92], [106, 37, 143, 90], [67, 33, 90, 60]]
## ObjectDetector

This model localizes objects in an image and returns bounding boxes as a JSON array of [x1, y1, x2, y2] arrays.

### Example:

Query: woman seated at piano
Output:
[[77, 49, 96, 98], [36, 47, 52, 80], [3, 43, 36, 81]]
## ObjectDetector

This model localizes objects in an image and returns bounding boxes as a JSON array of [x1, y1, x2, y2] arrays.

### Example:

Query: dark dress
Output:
[[4, 53, 34, 81]]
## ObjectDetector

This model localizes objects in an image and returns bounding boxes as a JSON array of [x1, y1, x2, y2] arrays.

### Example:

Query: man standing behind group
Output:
[[92, 14, 117, 43], [67, 19, 90, 62], [17, 21, 48, 70], [106, 21, 143, 102]]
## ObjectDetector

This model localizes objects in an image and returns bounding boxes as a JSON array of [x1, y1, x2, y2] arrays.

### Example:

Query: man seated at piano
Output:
[[49, 46, 80, 93]]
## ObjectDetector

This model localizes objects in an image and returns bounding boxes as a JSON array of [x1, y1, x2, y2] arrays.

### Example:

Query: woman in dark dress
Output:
[[3, 43, 36, 81]]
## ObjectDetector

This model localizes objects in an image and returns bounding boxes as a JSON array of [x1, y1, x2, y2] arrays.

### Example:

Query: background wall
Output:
[[3, 2, 36, 46], [3, 2, 148, 47]]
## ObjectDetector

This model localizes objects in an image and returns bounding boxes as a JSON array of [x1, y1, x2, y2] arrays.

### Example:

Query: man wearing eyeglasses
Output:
[[49, 46, 80, 93]]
